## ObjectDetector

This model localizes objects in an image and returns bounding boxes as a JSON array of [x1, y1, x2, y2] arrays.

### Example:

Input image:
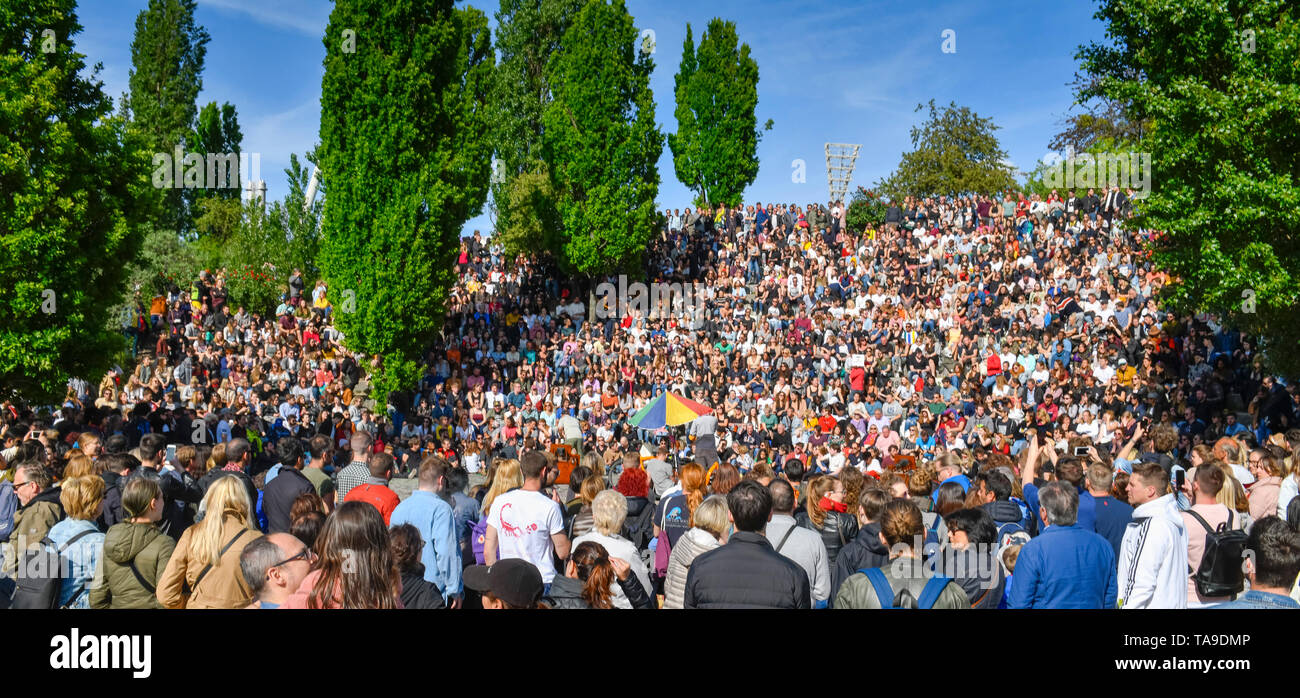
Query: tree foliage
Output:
[[488, 0, 584, 255], [542, 0, 663, 276], [319, 0, 494, 396], [0, 1, 150, 402], [846, 187, 888, 232], [185, 100, 243, 225], [668, 18, 770, 208], [875, 99, 1015, 201], [1020, 136, 1135, 198], [126, 0, 209, 235], [122, 152, 322, 322], [1078, 0, 1300, 374], [1048, 73, 1148, 153]]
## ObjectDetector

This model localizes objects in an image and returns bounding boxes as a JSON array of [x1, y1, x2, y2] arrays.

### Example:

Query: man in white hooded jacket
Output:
[[1117, 462, 1189, 608]]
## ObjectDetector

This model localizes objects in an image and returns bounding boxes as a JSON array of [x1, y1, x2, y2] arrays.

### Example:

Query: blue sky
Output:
[[73, 0, 1109, 236]]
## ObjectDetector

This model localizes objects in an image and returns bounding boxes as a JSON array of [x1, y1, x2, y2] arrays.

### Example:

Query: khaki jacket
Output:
[[156, 516, 256, 609], [1, 491, 62, 578]]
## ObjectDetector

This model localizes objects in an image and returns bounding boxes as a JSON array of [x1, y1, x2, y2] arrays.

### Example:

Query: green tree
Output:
[[845, 187, 888, 232], [319, 0, 494, 396], [185, 101, 243, 225], [488, 0, 584, 255], [876, 100, 1015, 201], [1049, 74, 1148, 154], [126, 0, 209, 236], [669, 18, 770, 208], [0, 2, 150, 401], [542, 0, 663, 276], [1077, 0, 1300, 374]]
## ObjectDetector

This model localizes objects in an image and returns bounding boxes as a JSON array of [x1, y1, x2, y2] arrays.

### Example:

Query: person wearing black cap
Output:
[[464, 558, 546, 610]]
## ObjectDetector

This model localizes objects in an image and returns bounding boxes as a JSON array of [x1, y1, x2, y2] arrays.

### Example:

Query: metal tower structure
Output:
[[824, 142, 861, 203]]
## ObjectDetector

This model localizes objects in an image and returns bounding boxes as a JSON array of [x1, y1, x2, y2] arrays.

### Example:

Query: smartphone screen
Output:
[[166, 444, 177, 465]]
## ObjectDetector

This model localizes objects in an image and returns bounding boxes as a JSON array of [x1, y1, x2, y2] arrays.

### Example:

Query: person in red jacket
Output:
[[343, 452, 401, 525], [982, 352, 1002, 392]]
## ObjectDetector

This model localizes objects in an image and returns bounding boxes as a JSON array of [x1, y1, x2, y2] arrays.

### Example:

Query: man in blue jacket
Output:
[[1008, 481, 1117, 609], [389, 456, 462, 607]]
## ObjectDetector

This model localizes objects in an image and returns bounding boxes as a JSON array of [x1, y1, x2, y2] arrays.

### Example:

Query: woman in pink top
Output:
[[1247, 449, 1284, 520], [1181, 465, 1241, 607]]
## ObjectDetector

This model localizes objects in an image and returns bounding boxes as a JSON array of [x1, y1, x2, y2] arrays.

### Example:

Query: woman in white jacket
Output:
[[662, 496, 729, 609], [572, 490, 653, 609]]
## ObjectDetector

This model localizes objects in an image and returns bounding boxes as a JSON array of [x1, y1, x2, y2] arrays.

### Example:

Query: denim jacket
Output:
[[47, 518, 105, 609], [1214, 590, 1300, 609]]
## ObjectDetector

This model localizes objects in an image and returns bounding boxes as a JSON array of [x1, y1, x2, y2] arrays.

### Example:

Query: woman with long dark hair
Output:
[[545, 541, 655, 609], [283, 501, 403, 609], [389, 523, 445, 609], [795, 475, 859, 567]]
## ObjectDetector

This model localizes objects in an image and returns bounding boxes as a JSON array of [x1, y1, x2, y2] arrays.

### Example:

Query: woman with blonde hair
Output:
[[579, 450, 605, 486], [62, 453, 99, 480], [478, 458, 522, 515], [204, 442, 228, 474], [470, 458, 523, 564], [156, 476, 258, 609], [663, 495, 729, 609], [567, 475, 604, 540]]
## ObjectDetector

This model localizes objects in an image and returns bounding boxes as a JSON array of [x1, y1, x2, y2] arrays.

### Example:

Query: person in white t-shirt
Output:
[[484, 451, 571, 585]]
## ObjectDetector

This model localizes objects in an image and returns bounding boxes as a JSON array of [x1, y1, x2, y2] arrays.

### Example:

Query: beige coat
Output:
[[156, 516, 256, 609]]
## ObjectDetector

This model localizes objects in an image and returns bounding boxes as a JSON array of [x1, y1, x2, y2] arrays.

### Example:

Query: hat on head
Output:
[[463, 559, 543, 608]]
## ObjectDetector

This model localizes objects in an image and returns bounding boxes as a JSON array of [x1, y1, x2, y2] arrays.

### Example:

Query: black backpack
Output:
[[10, 529, 97, 609], [1185, 509, 1248, 598]]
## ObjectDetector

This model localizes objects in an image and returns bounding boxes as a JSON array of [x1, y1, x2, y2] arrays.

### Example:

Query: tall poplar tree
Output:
[[542, 0, 663, 276], [488, 0, 584, 254], [669, 18, 770, 208], [126, 0, 209, 235], [319, 0, 494, 396]]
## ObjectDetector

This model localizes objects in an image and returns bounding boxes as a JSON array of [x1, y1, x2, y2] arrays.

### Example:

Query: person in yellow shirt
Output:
[[1115, 358, 1136, 386]]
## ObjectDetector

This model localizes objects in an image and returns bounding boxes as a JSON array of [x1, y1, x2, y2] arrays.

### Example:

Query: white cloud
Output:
[[201, 0, 328, 37]]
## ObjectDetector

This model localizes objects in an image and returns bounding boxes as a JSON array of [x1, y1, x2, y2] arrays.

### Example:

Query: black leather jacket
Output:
[[794, 509, 859, 567]]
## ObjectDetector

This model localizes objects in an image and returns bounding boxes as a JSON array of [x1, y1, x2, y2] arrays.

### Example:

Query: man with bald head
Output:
[[240, 533, 314, 609], [198, 437, 259, 515]]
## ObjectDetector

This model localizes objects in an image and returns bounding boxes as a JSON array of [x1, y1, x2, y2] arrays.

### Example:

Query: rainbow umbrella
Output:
[[627, 391, 712, 430]]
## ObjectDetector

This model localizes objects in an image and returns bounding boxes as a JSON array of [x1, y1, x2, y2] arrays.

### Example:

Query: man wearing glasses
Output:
[[1, 463, 64, 587], [239, 533, 315, 609]]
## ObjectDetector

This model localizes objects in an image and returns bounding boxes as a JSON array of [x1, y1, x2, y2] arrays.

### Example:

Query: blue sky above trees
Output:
[[76, 0, 1106, 236]]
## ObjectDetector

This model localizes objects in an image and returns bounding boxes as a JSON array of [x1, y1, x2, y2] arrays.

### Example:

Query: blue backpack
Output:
[[860, 567, 953, 609], [1010, 496, 1035, 535]]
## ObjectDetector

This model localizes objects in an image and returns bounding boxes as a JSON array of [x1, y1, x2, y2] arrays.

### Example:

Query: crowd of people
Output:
[[2, 185, 1300, 609]]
